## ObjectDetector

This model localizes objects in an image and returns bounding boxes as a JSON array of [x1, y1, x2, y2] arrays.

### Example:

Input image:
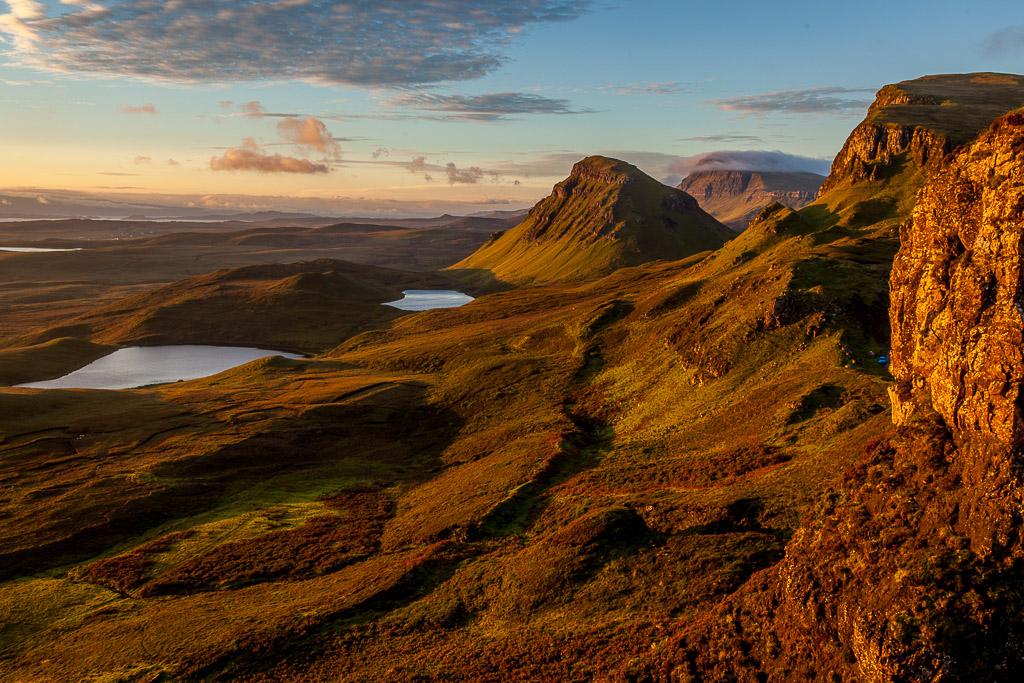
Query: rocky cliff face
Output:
[[676, 170, 823, 230], [764, 108, 1024, 682], [820, 122, 950, 194], [889, 111, 1024, 450]]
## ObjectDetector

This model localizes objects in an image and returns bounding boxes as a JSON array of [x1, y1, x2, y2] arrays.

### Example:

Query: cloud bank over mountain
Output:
[[666, 150, 833, 183]]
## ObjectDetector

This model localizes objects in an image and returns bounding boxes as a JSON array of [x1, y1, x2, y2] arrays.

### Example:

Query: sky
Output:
[[0, 0, 1022, 217]]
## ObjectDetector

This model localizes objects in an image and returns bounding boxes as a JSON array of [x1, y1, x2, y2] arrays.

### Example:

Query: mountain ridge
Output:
[[452, 155, 735, 285]]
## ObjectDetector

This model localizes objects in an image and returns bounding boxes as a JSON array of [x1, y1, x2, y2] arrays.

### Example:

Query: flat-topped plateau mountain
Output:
[[677, 169, 825, 230], [1, 73, 1024, 682]]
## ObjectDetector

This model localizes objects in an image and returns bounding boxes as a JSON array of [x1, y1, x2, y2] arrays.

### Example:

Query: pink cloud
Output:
[[276, 116, 340, 155], [210, 137, 328, 174], [120, 103, 158, 115], [241, 100, 267, 118]]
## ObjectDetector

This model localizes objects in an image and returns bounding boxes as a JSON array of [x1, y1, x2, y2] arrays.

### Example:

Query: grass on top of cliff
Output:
[[867, 72, 1024, 145]]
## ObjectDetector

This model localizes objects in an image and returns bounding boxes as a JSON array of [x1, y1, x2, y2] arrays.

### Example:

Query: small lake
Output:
[[16, 345, 303, 390], [384, 290, 474, 311], [0, 246, 81, 252]]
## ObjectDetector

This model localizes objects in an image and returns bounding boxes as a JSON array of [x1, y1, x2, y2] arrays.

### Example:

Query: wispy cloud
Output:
[[210, 138, 329, 175], [3, 0, 592, 86], [119, 103, 158, 115], [388, 91, 591, 121], [340, 153, 511, 185], [678, 131, 765, 144], [0, 15, 36, 45], [978, 26, 1024, 56], [603, 82, 691, 95], [0, 0, 43, 47], [133, 155, 152, 165], [239, 101, 275, 118], [710, 87, 873, 116], [6, 0, 43, 20]]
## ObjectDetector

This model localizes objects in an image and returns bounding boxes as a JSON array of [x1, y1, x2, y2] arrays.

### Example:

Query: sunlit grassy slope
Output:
[[452, 156, 735, 286]]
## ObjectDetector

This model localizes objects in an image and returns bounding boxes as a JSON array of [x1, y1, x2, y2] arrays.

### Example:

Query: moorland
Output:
[[1, 72, 1024, 682]]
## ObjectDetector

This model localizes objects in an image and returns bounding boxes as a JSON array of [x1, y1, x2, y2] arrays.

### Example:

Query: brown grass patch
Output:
[[71, 530, 195, 594], [141, 487, 393, 595]]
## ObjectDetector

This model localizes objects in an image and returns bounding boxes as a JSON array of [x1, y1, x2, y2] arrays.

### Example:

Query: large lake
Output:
[[16, 345, 303, 390], [384, 290, 474, 311]]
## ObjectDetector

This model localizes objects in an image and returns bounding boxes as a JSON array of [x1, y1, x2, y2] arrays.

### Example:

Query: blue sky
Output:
[[0, 0, 1022, 216]]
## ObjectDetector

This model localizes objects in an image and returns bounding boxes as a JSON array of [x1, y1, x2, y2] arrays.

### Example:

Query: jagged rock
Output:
[[822, 123, 950, 193], [890, 111, 1024, 449], [759, 290, 806, 330]]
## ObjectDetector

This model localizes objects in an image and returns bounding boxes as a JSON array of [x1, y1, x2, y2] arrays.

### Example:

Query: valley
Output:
[[1, 72, 1024, 682]]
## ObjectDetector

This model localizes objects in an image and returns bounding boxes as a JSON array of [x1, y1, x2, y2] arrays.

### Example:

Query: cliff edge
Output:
[[821, 73, 1024, 197]]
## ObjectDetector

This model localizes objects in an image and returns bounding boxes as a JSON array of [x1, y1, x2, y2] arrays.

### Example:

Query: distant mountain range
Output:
[[0, 195, 530, 226], [676, 170, 824, 230]]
